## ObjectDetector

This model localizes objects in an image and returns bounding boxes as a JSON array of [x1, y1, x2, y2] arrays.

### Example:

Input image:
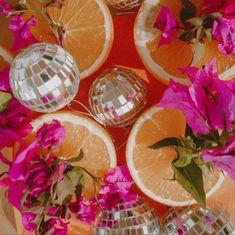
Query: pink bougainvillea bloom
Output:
[[36, 119, 66, 151], [24, 161, 52, 198], [0, 68, 11, 92], [204, 0, 235, 18], [42, 218, 69, 235], [104, 166, 134, 194], [8, 15, 38, 50], [158, 59, 235, 134], [22, 212, 37, 232], [0, 98, 32, 149], [154, 6, 178, 47], [9, 120, 65, 180], [94, 166, 138, 210], [0, 0, 13, 16], [212, 17, 235, 57], [202, 136, 235, 180]]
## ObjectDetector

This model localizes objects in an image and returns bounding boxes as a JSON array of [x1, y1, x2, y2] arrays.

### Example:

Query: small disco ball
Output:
[[92, 197, 161, 235], [163, 203, 235, 235], [105, 0, 143, 11], [88, 68, 147, 127], [10, 43, 80, 113]]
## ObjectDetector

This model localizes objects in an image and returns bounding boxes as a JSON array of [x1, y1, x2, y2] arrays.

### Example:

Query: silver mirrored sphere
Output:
[[89, 68, 147, 127], [163, 203, 235, 235], [10, 43, 80, 113], [92, 197, 161, 235], [105, 0, 143, 10]]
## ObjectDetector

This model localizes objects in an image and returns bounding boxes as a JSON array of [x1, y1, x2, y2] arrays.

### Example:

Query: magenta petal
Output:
[[154, 6, 178, 47], [8, 141, 39, 180], [36, 119, 65, 150], [8, 180, 25, 210], [22, 212, 37, 232], [158, 79, 210, 134], [8, 16, 38, 50]]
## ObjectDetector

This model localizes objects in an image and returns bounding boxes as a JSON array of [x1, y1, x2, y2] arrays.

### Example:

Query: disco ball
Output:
[[163, 203, 235, 235], [92, 197, 161, 235], [88, 68, 147, 127], [10, 43, 80, 113], [105, 0, 143, 11]]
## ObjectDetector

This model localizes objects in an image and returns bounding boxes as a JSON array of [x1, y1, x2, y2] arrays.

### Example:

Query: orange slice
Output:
[[31, 111, 117, 198], [25, 0, 113, 79], [126, 106, 225, 206], [14, 111, 116, 235], [134, 0, 235, 84]]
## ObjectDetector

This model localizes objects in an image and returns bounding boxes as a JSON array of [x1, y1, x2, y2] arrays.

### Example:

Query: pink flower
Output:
[[0, 177, 25, 210], [0, 98, 32, 150], [8, 15, 38, 50], [104, 166, 133, 194], [0, 68, 11, 92], [73, 197, 97, 225], [158, 59, 235, 134], [154, 6, 178, 47], [212, 17, 235, 57], [0, 0, 13, 16], [24, 160, 52, 198], [204, 0, 235, 19], [36, 119, 66, 151], [41, 218, 69, 235], [22, 212, 37, 232], [95, 166, 138, 210], [202, 136, 235, 180], [9, 120, 65, 180]]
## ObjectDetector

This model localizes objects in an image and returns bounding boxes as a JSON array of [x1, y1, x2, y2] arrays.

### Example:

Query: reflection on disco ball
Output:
[[105, 0, 143, 11], [10, 43, 80, 113], [88, 68, 147, 127], [92, 197, 161, 235], [163, 203, 235, 235]]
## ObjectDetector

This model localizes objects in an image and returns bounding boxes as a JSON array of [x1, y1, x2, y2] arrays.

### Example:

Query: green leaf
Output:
[[66, 149, 84, 163], [67, 167, 84, 188], [173, 160, 206, 208], [54, 175, 74, 205], [191, 42, 205, 66], [178, 30, 194, 42], [54, 167, 84, 205], [205, 28, 212, 42], [149, 137, 181, 149], [0, 92, 11, 113], [196, 28, 204, 42], [174, 147, 192, 168], [186, 17, 203, 27], [180, 0, 196, 23]]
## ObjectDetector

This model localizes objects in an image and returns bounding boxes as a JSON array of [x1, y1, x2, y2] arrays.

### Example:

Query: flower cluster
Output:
[[0, 110, 136, 234], [0, 120, 94, 235], [93, 166, 138, 210], [152, 58, 235, 207], [155, 0, 235, 57], [0, 69, 32, 164]]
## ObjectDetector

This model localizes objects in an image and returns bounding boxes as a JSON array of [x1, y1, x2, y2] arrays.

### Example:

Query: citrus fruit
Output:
[[25, 0, 114, 79], [0, 45, 14, 71], [14, 111, 116, 235], [126, 106, 225, 207], [30, 111, 117, 198], [134, 0, 235, 84]]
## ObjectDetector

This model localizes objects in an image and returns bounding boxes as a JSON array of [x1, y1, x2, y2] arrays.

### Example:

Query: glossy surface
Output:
[[10, 43, 80, 113]]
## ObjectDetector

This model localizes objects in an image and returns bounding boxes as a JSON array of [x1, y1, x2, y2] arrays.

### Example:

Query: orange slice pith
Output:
[[25, 0, 114, 79], [126, 106, 225, 206], [134, 0, 235, 84]]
